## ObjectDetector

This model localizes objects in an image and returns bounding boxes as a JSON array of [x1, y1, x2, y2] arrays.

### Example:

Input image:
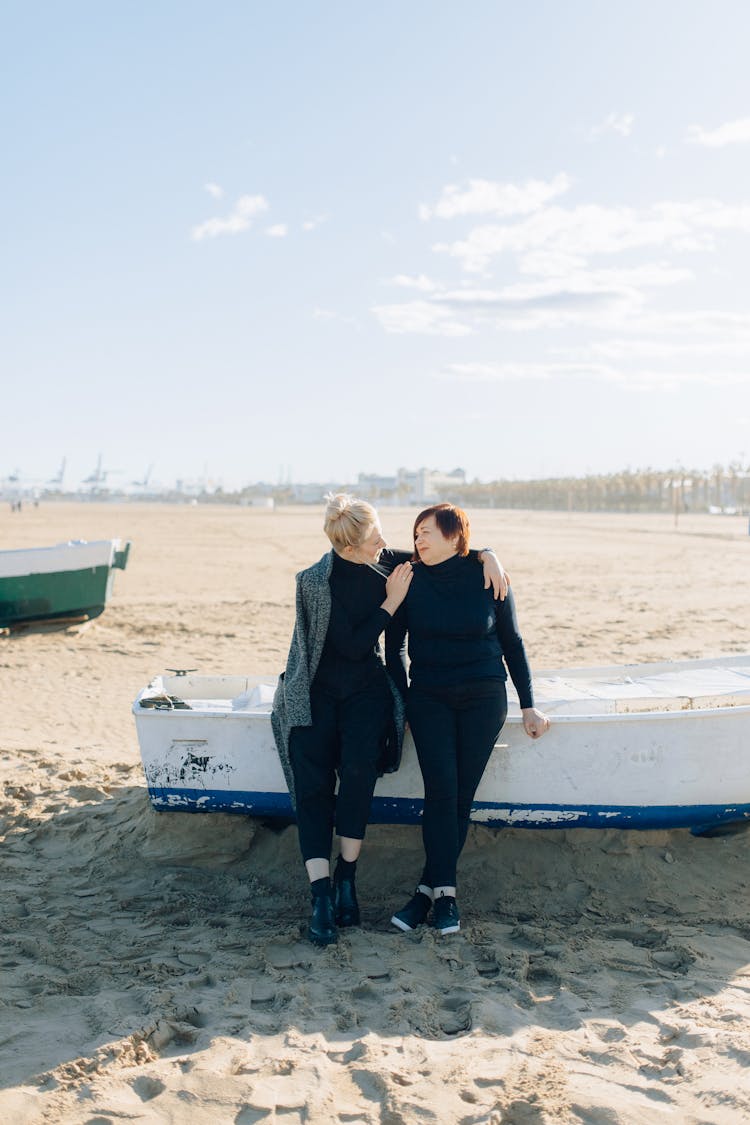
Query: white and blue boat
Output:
[[132, 654, 750, 836]]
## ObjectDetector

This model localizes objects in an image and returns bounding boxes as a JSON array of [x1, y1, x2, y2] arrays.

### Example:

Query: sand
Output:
[[2, 502, 750, 1124]]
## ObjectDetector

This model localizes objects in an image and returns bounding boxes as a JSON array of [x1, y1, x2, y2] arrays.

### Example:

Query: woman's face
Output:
[[414, 515, 459, 566], [349, 521, 386, 564]]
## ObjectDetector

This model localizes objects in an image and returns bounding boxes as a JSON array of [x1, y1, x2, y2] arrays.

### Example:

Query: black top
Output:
[[386, 553, 534, 708], [312, 548, 410, 699]]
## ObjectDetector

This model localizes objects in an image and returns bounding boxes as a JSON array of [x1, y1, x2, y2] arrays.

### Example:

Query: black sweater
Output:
[[312, 549, 409, 698], [386, 553, 534, 708]]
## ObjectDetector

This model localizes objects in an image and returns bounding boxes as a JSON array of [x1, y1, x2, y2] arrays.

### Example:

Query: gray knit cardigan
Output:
[[271, 551, 406, 809]]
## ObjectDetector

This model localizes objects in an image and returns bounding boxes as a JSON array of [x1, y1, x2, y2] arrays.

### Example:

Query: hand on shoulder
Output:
[[382, 562, 413, 615]]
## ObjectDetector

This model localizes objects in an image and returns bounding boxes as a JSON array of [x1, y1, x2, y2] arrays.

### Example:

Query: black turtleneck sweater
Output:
[[312, 548, 410, 699], [385, 553, 534, 708]]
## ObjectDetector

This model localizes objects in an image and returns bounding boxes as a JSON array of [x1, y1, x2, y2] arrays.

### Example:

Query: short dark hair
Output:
[[413, 503, 470, 557]]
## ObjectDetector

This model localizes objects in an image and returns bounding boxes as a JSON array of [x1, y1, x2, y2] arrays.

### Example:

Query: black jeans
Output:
[[407, 679, 507, 888], [289, 679, 392, 862]]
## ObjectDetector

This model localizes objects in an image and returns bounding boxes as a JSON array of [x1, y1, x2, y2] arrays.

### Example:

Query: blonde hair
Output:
[[323, 492, 378, 553]]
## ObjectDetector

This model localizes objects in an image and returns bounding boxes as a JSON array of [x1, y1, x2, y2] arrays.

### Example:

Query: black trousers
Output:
[[289, 679, 392, 862], [407, 679, 507, 888]]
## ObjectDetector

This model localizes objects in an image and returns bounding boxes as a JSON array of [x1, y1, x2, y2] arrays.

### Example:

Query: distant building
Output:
[[240, 496, 275, 509], [357, 467, 466, 506], [290, 482, 354, 503], [355, 472, 398, 503]]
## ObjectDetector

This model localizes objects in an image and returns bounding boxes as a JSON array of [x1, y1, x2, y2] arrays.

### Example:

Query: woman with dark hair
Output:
[[272, 494, 507, 947], [387, 503, 549, 936]]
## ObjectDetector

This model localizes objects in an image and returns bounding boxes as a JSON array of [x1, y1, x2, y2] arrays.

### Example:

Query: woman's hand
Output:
[[382, 562, 413, 615], [521, 707, 550, 739], [480, 550, 509, 601]]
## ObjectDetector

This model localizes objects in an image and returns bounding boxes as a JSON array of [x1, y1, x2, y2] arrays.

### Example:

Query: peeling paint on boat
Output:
[[133, 658, 750, 832]]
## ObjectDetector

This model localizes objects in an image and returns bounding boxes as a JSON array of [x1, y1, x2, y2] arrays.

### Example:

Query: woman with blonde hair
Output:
[[272, 494, 505, 946]]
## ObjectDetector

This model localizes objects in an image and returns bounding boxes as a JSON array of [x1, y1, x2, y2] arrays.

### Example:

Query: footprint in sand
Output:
[[68, 785, 108, 802], [251, 979, 277, 1007], [147, 1011, 203, 1052], [439, 992, 473, 1035], [473, 951, 500, 978], [131, 1075, 166, 1102], [176, 951, 211, 968], [650, 947, 694, 972], [350, 981, 378, 1001], [265, 942, 313, 970], [606, 924, 662, 948], [349, 948, 390, 980]]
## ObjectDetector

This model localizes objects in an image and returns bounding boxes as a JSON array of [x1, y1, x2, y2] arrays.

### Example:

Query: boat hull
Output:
[[0, 540, 130, 626], [133, 668, 750, 833], [137, 786, 750, 834]]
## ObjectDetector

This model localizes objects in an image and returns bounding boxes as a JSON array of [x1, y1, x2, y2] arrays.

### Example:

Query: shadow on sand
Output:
[[2, 783, 750, 1119]]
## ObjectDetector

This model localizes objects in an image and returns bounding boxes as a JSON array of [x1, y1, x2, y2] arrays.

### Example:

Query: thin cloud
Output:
[[434, 198, 750, 273], [372, 300, 472, 337], [440, 360, 749, 390], [516, 260, 693, 289], [419, 173, 571, 221], [191, 194, 269, 241], [591, 310, 750, 348], [382, 264, 707, 340], [372, 289, 630, 337], [302, 214, 328, 231], [312, 307, 360, 328], [266, 223, 288, 238], [640, 309, 750, 334], [388, 274, 438, 292], [687, 117, 750, 147], [204, 182, 224, 199], [375, 263, 690, 337], [378, 176, 750, 375], [589, 112, 635, 139], [432, 286, 623, 313], [577, 338, 739, 360], [556, 330, 750, 363], [440, 361, 614, 382]]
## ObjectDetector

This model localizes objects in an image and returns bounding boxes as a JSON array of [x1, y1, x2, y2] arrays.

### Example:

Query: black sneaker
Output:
[[391, 890, 432, 932], [432, 895, 460, 935], [307, 893, 337, 946]]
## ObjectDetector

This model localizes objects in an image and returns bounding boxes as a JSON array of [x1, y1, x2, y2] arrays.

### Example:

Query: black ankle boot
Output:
[[334, 876, 360, 927], [308, 893, 337, 946]]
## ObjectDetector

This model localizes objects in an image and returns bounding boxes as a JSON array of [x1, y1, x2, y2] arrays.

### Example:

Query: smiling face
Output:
[[324, 493, 385, 562], [414, 515, 459, 566], [345, 521, 386, 564]]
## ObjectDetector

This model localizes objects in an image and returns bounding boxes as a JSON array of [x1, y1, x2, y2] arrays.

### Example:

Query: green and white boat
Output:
[[0, 539, 131, 627]]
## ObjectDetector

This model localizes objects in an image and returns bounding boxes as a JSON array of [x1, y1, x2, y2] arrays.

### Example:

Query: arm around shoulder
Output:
[[475, 548, 509, 601]]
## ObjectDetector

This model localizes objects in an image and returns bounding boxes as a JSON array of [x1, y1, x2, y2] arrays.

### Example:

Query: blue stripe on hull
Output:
[[145, 786, 750, 832]]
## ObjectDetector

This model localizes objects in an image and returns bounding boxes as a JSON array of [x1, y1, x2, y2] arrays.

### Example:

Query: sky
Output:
[[3, 0, 750, 491]]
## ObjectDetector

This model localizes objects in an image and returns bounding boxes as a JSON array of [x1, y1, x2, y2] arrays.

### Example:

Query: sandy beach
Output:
[[2, 502, 750, 1124]]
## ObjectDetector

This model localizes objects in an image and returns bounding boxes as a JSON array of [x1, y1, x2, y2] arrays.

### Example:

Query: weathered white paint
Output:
[[133, 657, 750, 828]]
